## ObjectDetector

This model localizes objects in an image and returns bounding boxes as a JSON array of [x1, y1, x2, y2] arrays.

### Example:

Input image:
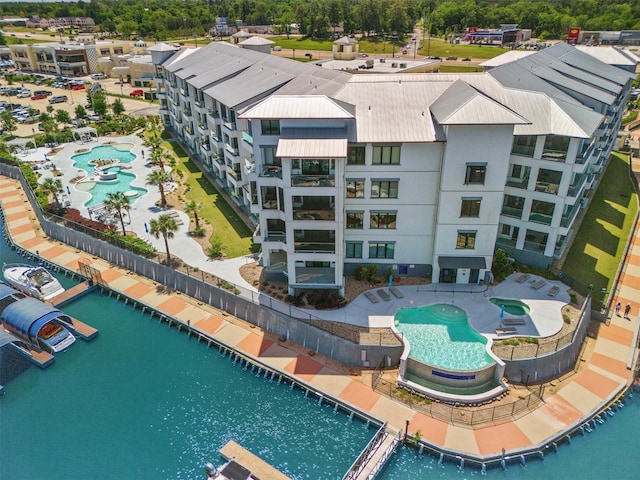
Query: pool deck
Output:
[[1, 174, 639, 461]]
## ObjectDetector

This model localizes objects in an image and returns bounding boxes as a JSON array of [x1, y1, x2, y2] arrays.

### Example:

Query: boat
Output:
[[36, 321, 76, 353], [2, 264, 66, 301]]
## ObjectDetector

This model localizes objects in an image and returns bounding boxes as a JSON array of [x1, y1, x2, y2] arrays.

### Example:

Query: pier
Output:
[[50, 281, 94, 307], [64, 316, 98, 341], [12, 344, 55, 368], [219, 440, 290, 480]]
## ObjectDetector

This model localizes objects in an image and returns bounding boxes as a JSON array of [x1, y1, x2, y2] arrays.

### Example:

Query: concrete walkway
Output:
[[1, 174, 638, 461]]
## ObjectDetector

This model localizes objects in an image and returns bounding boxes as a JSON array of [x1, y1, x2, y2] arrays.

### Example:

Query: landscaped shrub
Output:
[[384, 266, 393, 283], [104, 230, 157, 256], [61, 207, 110, 232], [206, 236, 224, 259], [367, 264, 378, 284], [354, 263, 365, 281], [492, 249, 514, 282]]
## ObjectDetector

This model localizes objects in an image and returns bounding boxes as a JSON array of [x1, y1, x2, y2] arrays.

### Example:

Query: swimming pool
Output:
[[491, 297, 531, 316], [70, 144, 146, 207], [395, 304, 494, 371]]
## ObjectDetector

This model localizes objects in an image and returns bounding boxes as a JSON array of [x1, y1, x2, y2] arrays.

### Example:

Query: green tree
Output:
[[149, 214, 179, 263], [146, 170, 170, 207], [55, 109, 72, 125], [184, 200, 203, 230], [104, 191, 131, 236], [41, 177, 64, 208], [75, 104, 87, 119], [112, 98, 125, 116], [92, 90, 108, 116], [0, 111, 17, 136]]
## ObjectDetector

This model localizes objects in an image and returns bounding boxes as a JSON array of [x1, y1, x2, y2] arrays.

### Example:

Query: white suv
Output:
[[91, 73, 108, 80]]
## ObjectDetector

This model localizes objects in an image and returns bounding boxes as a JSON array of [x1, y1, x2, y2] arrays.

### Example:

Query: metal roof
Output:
[[525, 64, 616, 104], [1, 298, 68, 344], [576, 46, 640, 67], [334, 36, 358, 45], [479, 50, 535, 68], [430, 80, 528, 125], [240, 95, 354, 119], [276, 138, 348, 158], [438, 256, 487, 269], [147, 43, 180, 52], [239, 36, 274, 46]]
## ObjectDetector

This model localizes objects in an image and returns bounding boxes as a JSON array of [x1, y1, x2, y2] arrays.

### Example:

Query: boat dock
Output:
[[13, 344, 55, 368], [50, 281, 94, 307], [219, 440, 290, 480], [64, 316, 98, 341]]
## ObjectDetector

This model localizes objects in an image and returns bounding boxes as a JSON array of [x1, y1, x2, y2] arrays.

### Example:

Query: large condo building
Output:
[[149, 42, 634, 295]]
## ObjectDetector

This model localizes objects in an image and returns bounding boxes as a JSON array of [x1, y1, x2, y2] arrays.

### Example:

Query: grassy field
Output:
[[164, 142, 255, 258], [561, 152, 638, 302], [439, 65, 483, 73]]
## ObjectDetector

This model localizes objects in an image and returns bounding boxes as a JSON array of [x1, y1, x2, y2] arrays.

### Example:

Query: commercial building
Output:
[[150, 41, 634, 295]]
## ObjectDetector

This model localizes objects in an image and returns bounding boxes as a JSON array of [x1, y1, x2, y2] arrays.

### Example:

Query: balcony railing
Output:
[[225, 144, 239, 156], [259, 165, 282, 179], [227, 168, 241, 180], [501, 206, 523, 219], [293, 209, 336, 221], [529, 212, 553, 225], [535, 181, 559, 195], [200, 142, 211, 151], [214, 155, 225, 166], [208, 110, 220, 119], [294, 242, 336, 253], [291, 175, 335, 187], [523, 240, 547, 253], [295, 267, 336, 285], [223, 120, 236, 131], [541, 149, 567, 162], [511, 144, 535, 157], [242, 131, 253, 146], [264, 233, 286, 243], [561, 203, 580, 228], [568, 175, 587, 198], [506, 176, 529, 189]]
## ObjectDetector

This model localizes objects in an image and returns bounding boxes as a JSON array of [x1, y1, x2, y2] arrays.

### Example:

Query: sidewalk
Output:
[[1, 175, 638, 461]]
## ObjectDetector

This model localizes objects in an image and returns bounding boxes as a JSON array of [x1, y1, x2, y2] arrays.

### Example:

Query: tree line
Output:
[[1, 0, 640, 41]]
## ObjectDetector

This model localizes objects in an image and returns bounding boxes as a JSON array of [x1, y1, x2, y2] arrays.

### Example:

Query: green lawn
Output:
[[561, 152, 638, 304], [163, 142, 255, 258], [439, 65, 483, 73], [269, 36, 334, 51]]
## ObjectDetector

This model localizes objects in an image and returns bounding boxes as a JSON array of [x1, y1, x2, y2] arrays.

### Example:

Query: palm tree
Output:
[[41, 178, 64, 208], [148, 147, 170, 170], [104, 191, 131, 236], [149, 214, 179, 263], [184, 200, 203, 230], [146, 170, 170, 207]]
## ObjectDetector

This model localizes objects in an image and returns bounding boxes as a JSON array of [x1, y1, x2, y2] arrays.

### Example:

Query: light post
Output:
[[392, 31, 397, 58], [183, 17, 187, 40], [382, 31, 386, 54]]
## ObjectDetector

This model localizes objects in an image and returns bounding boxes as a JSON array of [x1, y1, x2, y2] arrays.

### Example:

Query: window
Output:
[[370, 211, 397, 229], [512, 135, 537, 156], [465, 164, 486, 185], [261, 119, 280, 135], [372, 146, 400, 165], [347, 145, 365, 165], [460, 198, 481, 218], [346, 242, 363, 258], [371, 180, 398, 199], [456, 231, 476, 249], [346, 179, 365, 198], [369, 242, 395, 259], [346, 212, 364, 229]]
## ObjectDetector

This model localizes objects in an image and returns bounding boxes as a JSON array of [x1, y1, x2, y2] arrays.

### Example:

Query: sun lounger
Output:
[[531, 279, 547, 290], [515, 274, 530, 283], [389, 286, 404, 299], [364, 291, 379, 304], [502, 318, 526, 326], [495, 327, 517, 335], [377, 289, 391, 301], [547, 285, 560, 297]]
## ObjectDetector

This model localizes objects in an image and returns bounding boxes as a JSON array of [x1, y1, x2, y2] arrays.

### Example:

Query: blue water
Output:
[[491, 297, 530, 316], [70, 144, 146, 207], [395, 304, 494, 370], [2, 235, 640, 479]]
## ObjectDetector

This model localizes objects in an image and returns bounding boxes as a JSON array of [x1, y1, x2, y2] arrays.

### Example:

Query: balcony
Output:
[[197, 121, 207, 132], [291, 174, 335, 187], [260, 165, 282, 179], [224, 143, 239, 157], [294, 242, 335, 253], [200, 142, 211, 152], [183, 108, 192, 117], [535, 181, 559, 195], [214, 154, 225, 166], [568, 174, 587, 198], [501, 206, 523, 219], [243, 158, 256, 175], [222, 120, 237, 132], [541, 149, 567, 162], [264, 233, 286, 243], [506, 176, 530, 189], [528, 212, 553, 225], [561, 203, 581, 228], [511, 144, 535, 157], [293, 209, 335, 221], [242, 131, 253, 146]]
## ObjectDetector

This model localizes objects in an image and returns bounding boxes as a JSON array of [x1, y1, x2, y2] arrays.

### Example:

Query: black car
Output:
[[33, 89, 52, 96]]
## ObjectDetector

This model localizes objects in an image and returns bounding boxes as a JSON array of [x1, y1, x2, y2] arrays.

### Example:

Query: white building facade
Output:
[[150, 42, 634, 295]]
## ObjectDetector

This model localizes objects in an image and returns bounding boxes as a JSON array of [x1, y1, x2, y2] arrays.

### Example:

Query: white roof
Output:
[[334, 36, 358, 45], [241, 95, 354, 119], [276, 138, 348, 158], [239, 36, 274, 46], [479, 50, 535, 68], [430, 80, 528, 125], [576, 45, 640, 67], [147, 43, 180, 52]]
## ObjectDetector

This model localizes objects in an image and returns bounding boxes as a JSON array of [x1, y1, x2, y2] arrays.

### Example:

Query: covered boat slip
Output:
[[218, 440, 290, 480]]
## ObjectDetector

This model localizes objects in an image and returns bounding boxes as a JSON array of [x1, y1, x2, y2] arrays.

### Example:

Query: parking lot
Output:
[[1, 75, 159, 137]]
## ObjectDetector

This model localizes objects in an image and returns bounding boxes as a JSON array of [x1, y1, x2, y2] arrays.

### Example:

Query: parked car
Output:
[[91, 73, 108, 80], [17, 90, 31, 98], [48, 95, 68, 104], [31, 93, 47, 100], [129, 89, 144, 97], [71, 84, 85, 91], [86, 114, 102, 122], [33, 90, 52, 96]]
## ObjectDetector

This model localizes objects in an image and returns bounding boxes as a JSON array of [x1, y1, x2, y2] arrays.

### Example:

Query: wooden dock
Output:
[[219, 440, 290, 480], [50, 282, 93, 308], [12, 344, 55, 368], [65, 316, 98, 341]]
